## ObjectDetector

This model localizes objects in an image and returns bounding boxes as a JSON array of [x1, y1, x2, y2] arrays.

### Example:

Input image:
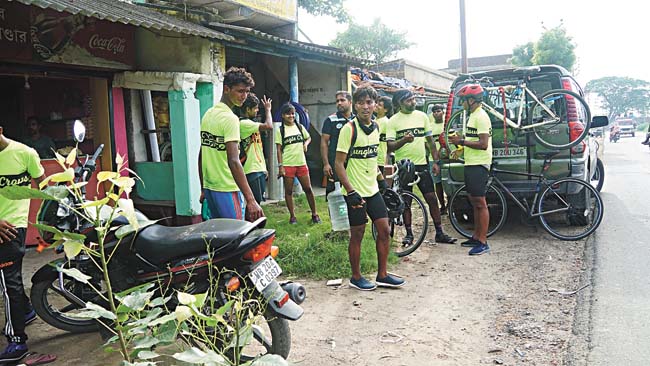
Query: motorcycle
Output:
[[30, 121, 305, 359], [609, 130, 620, 143]]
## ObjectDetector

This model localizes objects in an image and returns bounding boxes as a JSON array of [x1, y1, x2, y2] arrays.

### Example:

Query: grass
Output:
[[264, 195, 399, 280]]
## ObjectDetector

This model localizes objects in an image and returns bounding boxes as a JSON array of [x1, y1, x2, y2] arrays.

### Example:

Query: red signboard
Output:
[[0, 1, 135, 69]]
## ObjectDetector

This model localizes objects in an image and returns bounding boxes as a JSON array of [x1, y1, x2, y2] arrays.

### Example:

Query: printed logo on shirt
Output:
[[466, 126, 492, 138], [396, 127, 426, 139], [283, 134, 304, 146], [349, 144, 379, 159], [336, 123, 343, 129], [201, 131, 226, 151], [0, 172, 31, 188], [379, 133, 386, 142]]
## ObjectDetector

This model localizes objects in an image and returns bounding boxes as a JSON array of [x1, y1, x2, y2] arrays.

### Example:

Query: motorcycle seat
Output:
[[133, 219, 254, 265]]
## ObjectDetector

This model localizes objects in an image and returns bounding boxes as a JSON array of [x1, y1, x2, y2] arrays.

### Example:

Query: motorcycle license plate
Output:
[[249, 257, 283, 292]]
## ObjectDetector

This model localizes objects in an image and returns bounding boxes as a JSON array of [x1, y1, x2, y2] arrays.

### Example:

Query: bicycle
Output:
[[371, 164, 429, 257], [447, 151, 604, 241], [445, 67, 592, 151]]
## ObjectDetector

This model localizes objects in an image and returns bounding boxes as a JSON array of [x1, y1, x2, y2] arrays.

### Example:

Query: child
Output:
[[275, 103, 321, 224]]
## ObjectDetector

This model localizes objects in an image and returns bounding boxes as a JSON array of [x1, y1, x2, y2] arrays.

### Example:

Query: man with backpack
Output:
[[200, 67, 263, 221], [335, 85, 404, 291], [239, 93, 273, 204]]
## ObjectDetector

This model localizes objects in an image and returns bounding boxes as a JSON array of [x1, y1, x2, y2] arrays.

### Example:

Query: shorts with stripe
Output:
[[204, 189, 245, 220]]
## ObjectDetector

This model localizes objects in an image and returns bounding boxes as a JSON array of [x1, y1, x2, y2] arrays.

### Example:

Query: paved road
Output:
[[587, 135, 650, 364]]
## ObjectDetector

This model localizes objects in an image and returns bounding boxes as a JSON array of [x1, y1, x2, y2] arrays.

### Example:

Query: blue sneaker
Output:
[[376, 274, 405, 288], [25, 309, 37, 326], [349, 277, 377, 291], [0, 342, 28, 363], [461, 237, 481, 247], [469, 243, 490, 256]]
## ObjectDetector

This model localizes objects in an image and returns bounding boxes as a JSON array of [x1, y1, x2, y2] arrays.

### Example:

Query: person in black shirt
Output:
[[320, 91, 353, 197]]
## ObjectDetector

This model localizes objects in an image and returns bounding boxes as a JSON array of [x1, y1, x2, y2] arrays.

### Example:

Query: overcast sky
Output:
[[298, 0, 646, 86]]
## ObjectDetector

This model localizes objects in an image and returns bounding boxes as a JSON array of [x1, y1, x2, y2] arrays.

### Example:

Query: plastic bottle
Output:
[[327, 182, 350, 231]]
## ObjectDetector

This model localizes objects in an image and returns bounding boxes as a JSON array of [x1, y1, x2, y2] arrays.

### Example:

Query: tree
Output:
[[585, 77, 650, 121], [329, 18, 414, 65], [511, 24, 576, 71], [298, 0, 350, 23]]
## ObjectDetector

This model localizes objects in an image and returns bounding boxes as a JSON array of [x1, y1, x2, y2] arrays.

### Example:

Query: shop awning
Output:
[[209, 22, 364, 66], [11, 0, 234, 41]]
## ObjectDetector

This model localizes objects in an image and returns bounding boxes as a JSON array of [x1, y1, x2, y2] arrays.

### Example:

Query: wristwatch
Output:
[[459, 139, 465, 146]]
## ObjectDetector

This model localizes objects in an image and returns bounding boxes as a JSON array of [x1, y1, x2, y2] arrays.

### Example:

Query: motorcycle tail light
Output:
[[243, 234, 275, 262], [226, 276, 241, 292], [275, 292, 290, 308], [271, 245, 279, 258]]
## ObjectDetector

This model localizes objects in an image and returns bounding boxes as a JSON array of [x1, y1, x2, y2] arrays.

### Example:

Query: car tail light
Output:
[[562, 78, 585, 154], [561, 78, 579, 122], [444, 91, 454, 124], [569, 121, 585, 154], [243, 234, 275, 262]]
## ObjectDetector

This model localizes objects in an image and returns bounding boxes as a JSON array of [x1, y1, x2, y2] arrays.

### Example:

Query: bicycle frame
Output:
[[482, 82, 559, 131]]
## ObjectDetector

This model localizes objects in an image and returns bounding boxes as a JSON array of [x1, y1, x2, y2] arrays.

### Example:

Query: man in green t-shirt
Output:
[[199, 67, 263, 221], [0, 125, 45, 363], [429, 104, 447, 213], [239, 93, 273, 204], [449, 84, 492, 255], [335, 86, 404, 291], [387, 89, 456, 245]]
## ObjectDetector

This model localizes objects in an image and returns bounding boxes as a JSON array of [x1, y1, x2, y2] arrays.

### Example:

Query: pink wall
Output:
[[112, 87, 129, 174]]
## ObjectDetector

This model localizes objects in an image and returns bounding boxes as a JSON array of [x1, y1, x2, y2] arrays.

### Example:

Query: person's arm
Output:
[[198, 150, 204, 203], [335, 151, 364, 208], [387, 132, 414, 153], [450, 134, 490, 150], [320, 133, 332, 177], [226, 141, 263, 220], [426, 135, 441, 175], [276, 143, 285, 178], [258, 96, 273, 131], [303, 136, 311, 152]]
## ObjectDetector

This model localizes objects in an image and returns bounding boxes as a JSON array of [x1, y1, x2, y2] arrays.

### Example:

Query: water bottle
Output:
[[327, 182, 350, 231]]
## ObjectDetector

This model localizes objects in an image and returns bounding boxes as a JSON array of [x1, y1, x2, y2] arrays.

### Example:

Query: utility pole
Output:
[[459, 0, 468, 74]]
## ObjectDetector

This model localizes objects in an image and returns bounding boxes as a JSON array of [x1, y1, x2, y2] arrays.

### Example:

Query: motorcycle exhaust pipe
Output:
[[280, 281, 306, 305]]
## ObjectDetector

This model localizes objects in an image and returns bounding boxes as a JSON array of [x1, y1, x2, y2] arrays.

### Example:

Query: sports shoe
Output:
[[402, 233, 414, 246], [311, 214, 322, 224], [24, 309, 37, 326], [461, 237, 481, 247], [641, 140, 649, 145], [468, 243, 490, 256], [289, 217, 298, 225], [349, 277, 377, 291], [0, 342, 28, 363], [376, 274, 405, 288], [435, 232, 457, 244]]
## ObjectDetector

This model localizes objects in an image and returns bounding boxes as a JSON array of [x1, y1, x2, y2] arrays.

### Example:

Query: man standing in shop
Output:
[[199, 67, 263, 221], [321, 91, 353, 197], [0, 125, 45, 363], [386, 90, 456, 245], [23, 117, 56, 159]]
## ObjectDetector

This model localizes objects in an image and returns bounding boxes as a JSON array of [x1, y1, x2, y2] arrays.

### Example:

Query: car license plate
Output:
[[249, 257, 282, 292], [492, 147, 526, 158]]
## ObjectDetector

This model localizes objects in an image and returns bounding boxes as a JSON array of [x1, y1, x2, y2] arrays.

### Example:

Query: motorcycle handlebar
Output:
[[89, 144, 104, 165]]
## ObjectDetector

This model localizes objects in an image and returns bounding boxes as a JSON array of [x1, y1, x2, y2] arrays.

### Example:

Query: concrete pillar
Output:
[[196, 82, 214, 119], [289, 57, 299, 103], [168, 89, 202, 222]]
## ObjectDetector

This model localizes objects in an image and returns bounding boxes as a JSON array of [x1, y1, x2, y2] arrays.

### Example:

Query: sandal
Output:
[[435, 232, 457, 244]]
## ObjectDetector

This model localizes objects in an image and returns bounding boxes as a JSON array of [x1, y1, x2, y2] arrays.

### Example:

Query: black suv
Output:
[[441, 65, 608, 198]]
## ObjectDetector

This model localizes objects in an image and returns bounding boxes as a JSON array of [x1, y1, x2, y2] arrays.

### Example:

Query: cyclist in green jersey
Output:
[[239, 93, 273, 203]]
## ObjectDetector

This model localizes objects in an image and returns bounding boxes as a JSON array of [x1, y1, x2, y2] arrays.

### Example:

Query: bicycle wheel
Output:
[[448, 183, 508, 239], [527, 89, 592, 150], [443, 109, 468, 153], [372, 191, 428, 257], [537, 178, 603, 241]]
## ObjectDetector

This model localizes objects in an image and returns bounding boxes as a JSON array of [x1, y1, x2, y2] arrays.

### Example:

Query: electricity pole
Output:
[[459, 0, 468, 73]]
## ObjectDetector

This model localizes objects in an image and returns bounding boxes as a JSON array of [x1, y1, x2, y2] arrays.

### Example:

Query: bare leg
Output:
[[349, 225, 365, 280], [435, 183, 446, 210], [283, 176, 295, 219], [469, 196, 489, 243], [297, 174, 317, 215], [423, 192, 442, 226], [373, 217, 390, 278]]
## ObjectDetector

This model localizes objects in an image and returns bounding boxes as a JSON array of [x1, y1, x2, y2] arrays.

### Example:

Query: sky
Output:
[[297, 0, 648, 87]]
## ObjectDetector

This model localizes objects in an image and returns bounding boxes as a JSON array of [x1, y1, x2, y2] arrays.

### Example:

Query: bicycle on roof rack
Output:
[[447, 151, 604, 241], [444, 67, 592, 151]]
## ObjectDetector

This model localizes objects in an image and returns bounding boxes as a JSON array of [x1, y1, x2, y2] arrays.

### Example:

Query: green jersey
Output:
[[464, 107, 492, 166], [201, 102, 240, 192], [336, 118, 380, 198], [376, 116, 389, 166], [275, 123, 309, 167], [386, 110, 432, 165], [429, 114, 444, 151], [0, 140, 45, 228], [240, 119, 266, 174]]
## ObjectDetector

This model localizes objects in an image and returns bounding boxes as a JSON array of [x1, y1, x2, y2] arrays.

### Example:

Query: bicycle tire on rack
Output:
[[527, 89, 592, 150], [448, 183, 508, 239], [372, 190, 428, 257], [537, 177, 603, 241], [443, 109, 467, 152]]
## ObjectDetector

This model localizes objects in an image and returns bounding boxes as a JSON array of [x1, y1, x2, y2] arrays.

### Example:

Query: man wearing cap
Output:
[[386, 89, 456, 245]]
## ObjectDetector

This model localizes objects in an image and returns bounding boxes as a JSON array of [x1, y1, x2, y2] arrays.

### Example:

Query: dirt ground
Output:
[[7, 214, 591, 366]]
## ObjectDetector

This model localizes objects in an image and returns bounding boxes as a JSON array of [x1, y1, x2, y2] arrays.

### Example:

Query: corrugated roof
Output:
[[209, 23, 364, 65], [12, 0, 234, 41]]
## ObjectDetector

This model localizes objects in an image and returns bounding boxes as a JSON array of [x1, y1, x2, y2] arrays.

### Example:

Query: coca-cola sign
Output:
[[89, 34, 126, 55]]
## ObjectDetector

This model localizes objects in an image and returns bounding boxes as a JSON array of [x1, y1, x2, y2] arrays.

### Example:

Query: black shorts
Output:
[[464, 165, 489, 197], [345, 192, 388, 227], [403, 164, 435, 194]]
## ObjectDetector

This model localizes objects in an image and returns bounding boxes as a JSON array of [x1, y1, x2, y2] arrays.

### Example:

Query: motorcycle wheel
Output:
[[31, 278, 98, 333], [239, 311, 291, 360]]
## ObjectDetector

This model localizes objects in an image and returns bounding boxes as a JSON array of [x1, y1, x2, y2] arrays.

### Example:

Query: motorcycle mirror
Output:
[[73, 120, 86, 142]]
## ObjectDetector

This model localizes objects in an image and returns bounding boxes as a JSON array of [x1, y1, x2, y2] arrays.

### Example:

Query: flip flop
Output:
[[16, 353, 57, 366]]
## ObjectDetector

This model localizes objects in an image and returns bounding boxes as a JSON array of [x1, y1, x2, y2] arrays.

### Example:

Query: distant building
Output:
[[374, 59, 455, 94], [443, 54, 513, 75]]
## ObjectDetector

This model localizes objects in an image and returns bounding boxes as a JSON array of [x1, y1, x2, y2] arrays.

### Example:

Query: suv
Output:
[[441, 65, 608, 198], [615, 118, 635, 137]]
